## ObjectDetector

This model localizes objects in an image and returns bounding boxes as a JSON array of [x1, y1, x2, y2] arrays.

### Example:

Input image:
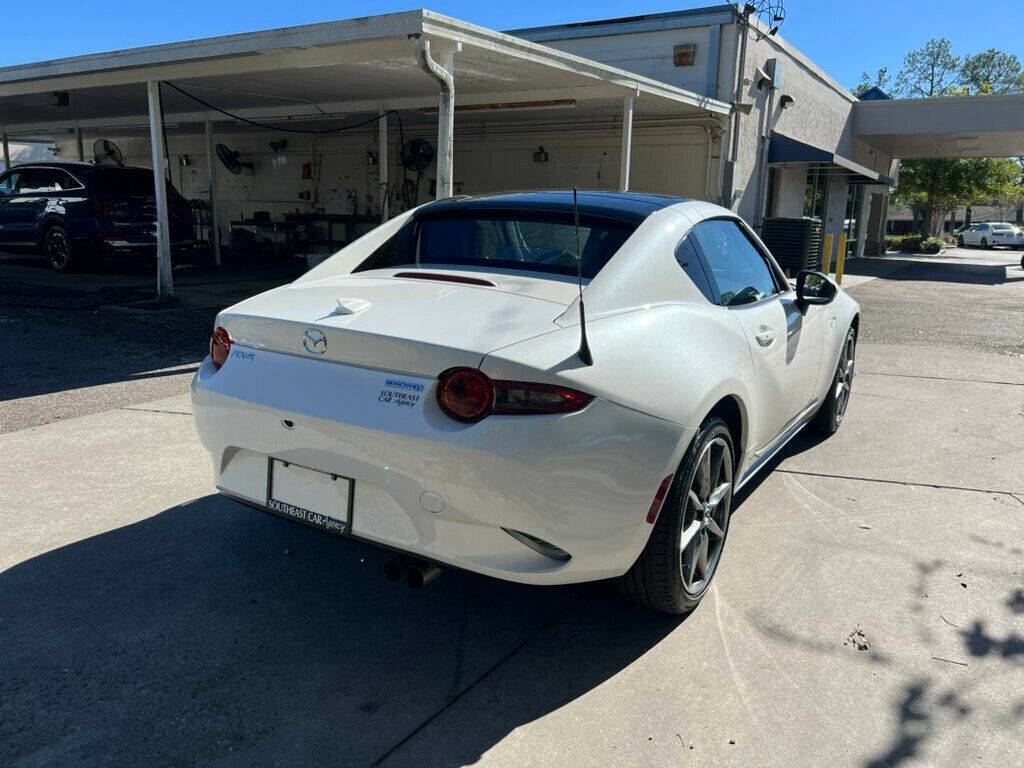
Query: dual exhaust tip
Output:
[[383, 554, 442, 589]]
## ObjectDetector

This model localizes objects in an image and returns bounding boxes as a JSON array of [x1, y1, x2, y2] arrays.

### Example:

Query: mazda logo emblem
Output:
[[302, 328, 327, 355]]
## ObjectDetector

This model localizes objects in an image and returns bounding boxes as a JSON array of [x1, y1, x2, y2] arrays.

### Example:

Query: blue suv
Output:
[[0, 161, 193, 272]]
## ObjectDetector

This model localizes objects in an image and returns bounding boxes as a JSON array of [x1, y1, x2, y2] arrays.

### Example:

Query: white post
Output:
[[378, 106, 389, 222], [619, 92, 635, 192], [2, 132, 9, 171], [76, 126, 85, 161], [147, 81, 174, 299], [204, 117, 222, 267]]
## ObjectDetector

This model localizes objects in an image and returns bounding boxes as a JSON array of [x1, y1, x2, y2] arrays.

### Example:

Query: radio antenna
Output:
[[572, 187, 593, 366]]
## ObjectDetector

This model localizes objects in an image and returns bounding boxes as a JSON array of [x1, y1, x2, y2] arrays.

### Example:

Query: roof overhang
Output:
[[768, 132, 893, 185], [853, 94, 1024, 158], [0, 10, 729, 138]]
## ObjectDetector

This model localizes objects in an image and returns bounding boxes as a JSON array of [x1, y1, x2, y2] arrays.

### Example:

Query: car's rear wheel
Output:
[[980, 237, 988, 249], [619, 417, 734, 614], [813, 326, 856, 435], [44, 225, 74, 272]]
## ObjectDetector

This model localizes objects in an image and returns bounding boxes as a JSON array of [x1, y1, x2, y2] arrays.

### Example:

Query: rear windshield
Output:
[[354, 212, 637, 279], [992, 224, 1014, 232]]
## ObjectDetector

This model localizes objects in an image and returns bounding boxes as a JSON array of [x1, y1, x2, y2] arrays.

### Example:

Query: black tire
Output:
[[957, 236, 964, 248], [1020, 253, 1024, 270], [980, 237, 988, 249], [813, 325, 857, 435], [43, 224, 74, 272], [619, 417, 734, 614]]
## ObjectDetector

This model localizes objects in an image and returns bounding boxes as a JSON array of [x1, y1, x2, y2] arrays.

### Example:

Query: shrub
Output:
[[884, 233, 945, 254]]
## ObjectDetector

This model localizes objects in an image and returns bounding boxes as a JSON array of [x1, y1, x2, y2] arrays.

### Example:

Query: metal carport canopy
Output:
[[0, 9, 729, 298], [0, 10, 729, 131]]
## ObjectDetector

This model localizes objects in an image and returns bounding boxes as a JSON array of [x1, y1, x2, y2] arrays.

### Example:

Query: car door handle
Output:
[[755, 329, 776, 347]]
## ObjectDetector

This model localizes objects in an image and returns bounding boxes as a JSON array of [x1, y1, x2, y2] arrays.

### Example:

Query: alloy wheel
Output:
[[46, 229, 71, 271], [834, 331, 856, 423], [679, 436, 732, 595]]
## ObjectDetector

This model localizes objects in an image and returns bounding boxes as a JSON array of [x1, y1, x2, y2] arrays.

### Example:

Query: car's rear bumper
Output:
[[190, 348, 689, 585]]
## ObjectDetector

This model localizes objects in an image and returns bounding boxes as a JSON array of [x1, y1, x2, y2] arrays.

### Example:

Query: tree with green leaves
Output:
[[853, 67, 891, 96], [893, 38, 961, 98], [894, 157, 1022, 235], [960, 49, 1024, 94]]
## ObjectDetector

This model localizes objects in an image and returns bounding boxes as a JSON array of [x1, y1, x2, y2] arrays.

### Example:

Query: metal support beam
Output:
[[378, 106, 389, 222], [619, 92, 635, 192], [147, 81, 174, 298], [2, 132, 9, 171], [204, 117, 222, 268], [75, 126, 84, 161], [416, 38, 459, 199]]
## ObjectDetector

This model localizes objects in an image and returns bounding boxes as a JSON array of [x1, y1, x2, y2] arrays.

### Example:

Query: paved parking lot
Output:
[[1, 248, 1022, 767]]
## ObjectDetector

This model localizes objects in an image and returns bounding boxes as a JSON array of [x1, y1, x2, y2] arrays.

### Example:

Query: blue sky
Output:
[[4, 1, 1023, 91]]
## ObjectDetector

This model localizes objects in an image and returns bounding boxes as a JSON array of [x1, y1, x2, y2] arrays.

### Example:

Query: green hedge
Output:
[[885, 234, 945, 254]]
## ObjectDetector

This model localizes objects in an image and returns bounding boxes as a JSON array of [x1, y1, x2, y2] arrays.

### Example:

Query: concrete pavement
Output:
[[1, 249, 1022, 767]]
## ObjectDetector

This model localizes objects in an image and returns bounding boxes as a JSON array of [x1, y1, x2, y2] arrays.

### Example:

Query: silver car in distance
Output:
[[192, 191, 859, 614]]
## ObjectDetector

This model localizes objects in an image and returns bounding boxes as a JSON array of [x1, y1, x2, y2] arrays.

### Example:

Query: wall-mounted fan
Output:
[[399, 138, 434, 172], [93, 139, 125, 166], [216, 143, 254, 175]]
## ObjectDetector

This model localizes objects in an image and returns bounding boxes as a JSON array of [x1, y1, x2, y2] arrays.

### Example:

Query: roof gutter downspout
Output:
[[416, 38, 459, 199]]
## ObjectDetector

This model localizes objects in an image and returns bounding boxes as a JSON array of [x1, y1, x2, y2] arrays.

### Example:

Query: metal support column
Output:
[[416, 38, 459, 199], [147, 81, 174, 298], [619, 92, 636, 192], [378, 106, 389, 222], [76, 126, 85, 161], [2, 132, 9, 171], [204, 117, 222, 268]]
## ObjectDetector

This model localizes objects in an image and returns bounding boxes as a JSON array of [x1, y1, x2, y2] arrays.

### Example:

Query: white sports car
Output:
[[192, 191, 859, 613]]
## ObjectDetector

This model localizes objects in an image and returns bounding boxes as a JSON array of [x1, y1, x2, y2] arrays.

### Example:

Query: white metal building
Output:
[[1, 5, 1022, 295]]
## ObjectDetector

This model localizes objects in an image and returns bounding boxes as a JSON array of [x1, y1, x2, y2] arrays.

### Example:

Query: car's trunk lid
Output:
[[217, 270, 580, 376]]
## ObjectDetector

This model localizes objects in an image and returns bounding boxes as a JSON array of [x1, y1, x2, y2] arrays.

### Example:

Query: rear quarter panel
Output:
[[481, 301, 756, 463]]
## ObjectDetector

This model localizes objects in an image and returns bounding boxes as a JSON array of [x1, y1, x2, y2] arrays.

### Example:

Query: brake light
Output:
[[210, 326, 232, 368], [436, 368, 494, 422], [436, 367, 593, 423]]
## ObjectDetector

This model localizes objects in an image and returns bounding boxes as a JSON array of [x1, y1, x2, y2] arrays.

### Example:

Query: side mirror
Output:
[[796, 270, 836, 305]]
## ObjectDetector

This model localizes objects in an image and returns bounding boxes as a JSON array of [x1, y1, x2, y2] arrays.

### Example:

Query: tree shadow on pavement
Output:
[[0, 495, 683, 767]]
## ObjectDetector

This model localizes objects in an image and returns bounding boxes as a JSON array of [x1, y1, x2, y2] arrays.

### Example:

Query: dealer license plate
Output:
[[267, 459, 351, 534]]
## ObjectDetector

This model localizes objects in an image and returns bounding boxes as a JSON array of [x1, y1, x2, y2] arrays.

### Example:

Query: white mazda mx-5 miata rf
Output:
[[192, 191, 859, 613]]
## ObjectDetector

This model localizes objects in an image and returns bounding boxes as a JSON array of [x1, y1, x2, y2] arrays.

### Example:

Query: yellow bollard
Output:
[[835, 233, 848, 284], [821, 233, 834, 274]]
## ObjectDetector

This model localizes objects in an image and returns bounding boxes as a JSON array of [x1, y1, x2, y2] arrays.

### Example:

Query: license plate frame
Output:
[[265, 458, 352, 536]]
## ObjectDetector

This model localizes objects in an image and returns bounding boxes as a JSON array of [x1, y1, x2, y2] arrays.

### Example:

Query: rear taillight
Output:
[[436, 368, 494, 422], [210, 327, 231, 368], [436, 367, 593, 423]]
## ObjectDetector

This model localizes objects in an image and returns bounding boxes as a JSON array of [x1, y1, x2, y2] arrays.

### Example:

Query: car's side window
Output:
[[690, 219, 779, 306], [674, 234, 716, 302], [0, 171, 19, 195], [53, 170, 82, 191]]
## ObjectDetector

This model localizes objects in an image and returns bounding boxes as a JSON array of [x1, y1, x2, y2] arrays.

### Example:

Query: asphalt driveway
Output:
[[1, 248, 1022, 767]]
